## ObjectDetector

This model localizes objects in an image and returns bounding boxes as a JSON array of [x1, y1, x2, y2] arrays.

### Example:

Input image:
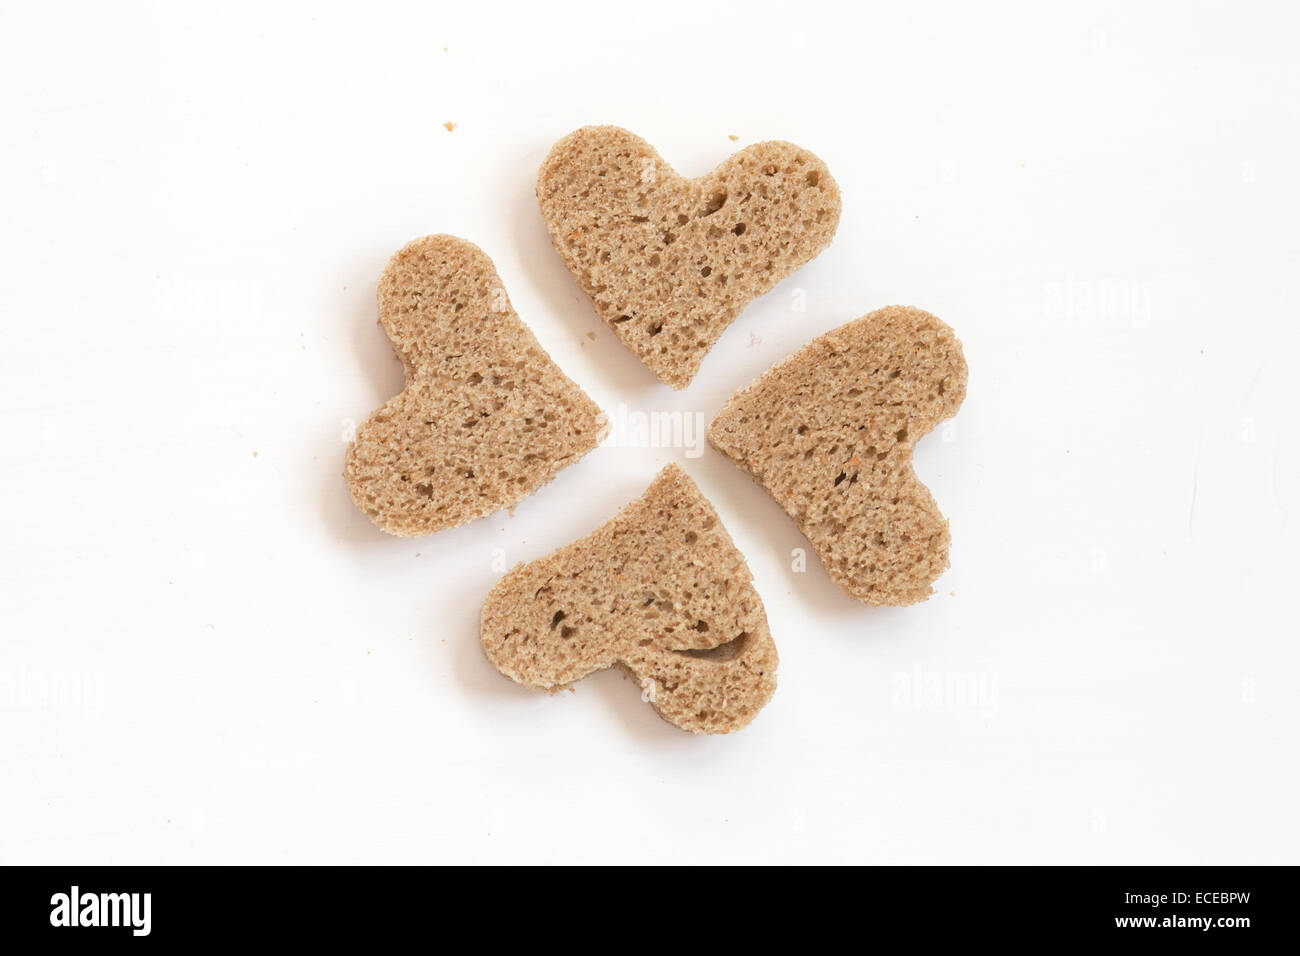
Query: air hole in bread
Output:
[[675, 631, 750, 662]]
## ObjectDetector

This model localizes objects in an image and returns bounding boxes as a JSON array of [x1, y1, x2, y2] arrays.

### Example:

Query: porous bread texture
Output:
[[709, 306, 967, 606], [537, 125, 841, 389], [480, 463, 778, 734], [345, 235, 603, 537]]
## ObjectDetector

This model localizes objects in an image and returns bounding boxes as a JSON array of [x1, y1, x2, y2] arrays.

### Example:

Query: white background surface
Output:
[[2, 1, 1297, 865]]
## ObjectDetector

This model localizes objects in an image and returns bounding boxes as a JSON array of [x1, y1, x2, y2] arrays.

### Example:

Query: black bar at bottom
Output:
[[0, 865, 1286, 944]]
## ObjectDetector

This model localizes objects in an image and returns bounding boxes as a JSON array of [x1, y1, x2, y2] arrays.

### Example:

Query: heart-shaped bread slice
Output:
[[709, 306, 968, 606], [345, 235, 604, 536], [537, 126, 841, 389], [481, 464, 778, 734]]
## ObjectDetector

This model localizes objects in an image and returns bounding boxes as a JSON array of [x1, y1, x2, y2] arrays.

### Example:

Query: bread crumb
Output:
[[586, 331, 596, 340], [444, 121, 456, 132], [728, 134, 739, 141], [252, 451, 258, 458]]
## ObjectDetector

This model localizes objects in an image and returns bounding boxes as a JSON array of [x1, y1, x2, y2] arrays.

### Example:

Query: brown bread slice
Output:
[[345, 235, 603, 536], [480, 464, 778, 734], [537, 126, 841, 389], [709, 306, 968, 606]]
